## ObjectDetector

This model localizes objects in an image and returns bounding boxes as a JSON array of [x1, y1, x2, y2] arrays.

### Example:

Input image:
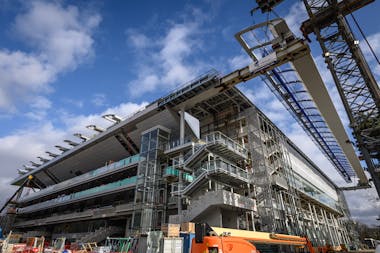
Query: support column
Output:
[[178, 108, 185, 222], [329, 213, 340, 245], [322, 209, 335, 246], [308, 203, 318, 244], [180, 108, 185, 145], [312, 205, 324, 246]]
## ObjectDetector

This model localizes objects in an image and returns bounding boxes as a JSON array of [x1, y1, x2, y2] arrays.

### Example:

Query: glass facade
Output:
[[293, 172, 339, 211]]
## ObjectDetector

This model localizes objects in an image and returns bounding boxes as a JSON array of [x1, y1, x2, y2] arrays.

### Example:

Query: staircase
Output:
[[179, 190, 256, 222], [182, 131, 249, 169], [183, 144, 207, 167], [78, 226, 123, 243]]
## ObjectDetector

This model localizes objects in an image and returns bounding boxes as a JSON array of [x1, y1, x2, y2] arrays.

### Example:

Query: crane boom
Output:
[[232, 18, 367, 184], [175, 18, 368, 184], [301, 0, 380, 195]]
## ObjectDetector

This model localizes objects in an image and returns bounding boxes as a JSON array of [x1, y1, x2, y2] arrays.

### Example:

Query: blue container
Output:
[[180, 232, 195, 253]]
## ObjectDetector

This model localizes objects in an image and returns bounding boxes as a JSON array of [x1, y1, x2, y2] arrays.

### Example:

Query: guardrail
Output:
[[204, 131, 248, 158], [20, 154, 140, 203], [17, 176, 137, 214]]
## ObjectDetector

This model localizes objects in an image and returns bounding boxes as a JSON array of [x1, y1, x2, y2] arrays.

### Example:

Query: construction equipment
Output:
[[233, 16, 368, 185], [0, 176, 36, 214], [105, 237, 138, 253], [302, 0, 380, 195], [254, 0, 380, 195], [43, 238, 66, 253], [191, 223, 316, 253], [23, 237, 45, 253], [1, 231, 25, 253]]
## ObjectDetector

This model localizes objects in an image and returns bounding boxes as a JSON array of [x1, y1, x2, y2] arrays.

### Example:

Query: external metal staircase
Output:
[[78, 226, 123, 243], [183, 131, 248, 168], [172, 158, 250, 196], [170, 190, 256, 223]]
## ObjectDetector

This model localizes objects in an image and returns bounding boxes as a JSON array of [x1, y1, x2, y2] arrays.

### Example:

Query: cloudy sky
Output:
[[0, 0, 379, 226]]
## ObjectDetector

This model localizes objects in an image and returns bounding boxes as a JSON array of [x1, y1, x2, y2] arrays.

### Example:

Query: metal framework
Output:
[[301, 0, 380, 195], [234, 19, 366, 183]]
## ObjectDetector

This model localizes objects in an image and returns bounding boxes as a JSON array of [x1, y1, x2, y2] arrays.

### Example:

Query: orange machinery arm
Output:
[[192, 224, 316, 253]]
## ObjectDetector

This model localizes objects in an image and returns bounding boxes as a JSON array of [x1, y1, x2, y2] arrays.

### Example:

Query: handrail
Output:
[[20, 154, 140, 203], [17, 176, 137, 213], [171, 158, 249, 195]]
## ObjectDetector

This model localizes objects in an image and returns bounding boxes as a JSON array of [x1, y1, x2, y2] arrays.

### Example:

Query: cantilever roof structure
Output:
[[12, 70, 339, 192]]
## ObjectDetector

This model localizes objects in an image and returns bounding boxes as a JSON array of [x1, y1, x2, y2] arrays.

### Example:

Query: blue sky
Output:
[[0, 0, 379, 225]]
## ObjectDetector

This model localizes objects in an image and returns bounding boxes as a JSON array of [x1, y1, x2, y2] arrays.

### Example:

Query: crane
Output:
[[173, 17, 368, 186], [254, 0, 380, 197]]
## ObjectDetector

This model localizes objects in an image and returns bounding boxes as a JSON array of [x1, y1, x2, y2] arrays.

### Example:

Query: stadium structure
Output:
[[2, 70, 354, 247]]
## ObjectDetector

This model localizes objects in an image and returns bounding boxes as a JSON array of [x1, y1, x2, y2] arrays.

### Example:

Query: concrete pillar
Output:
[[178, 108, 185, 222], [180, 108, 185, 145]]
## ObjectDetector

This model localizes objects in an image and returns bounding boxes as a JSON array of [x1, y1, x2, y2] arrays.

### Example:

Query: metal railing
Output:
[[17, 176, 137, 214], [20, 154, 140, 203], [203, 131, 248, 157], [171, 158, 249, 195]]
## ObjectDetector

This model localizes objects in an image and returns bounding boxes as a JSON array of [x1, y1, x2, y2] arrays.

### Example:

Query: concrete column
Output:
[[178, 108, 185, 222], [180, 108, 185, 145], [251, 211, 256, 231]]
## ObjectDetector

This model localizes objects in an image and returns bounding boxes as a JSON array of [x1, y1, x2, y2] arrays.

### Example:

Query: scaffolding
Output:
[[131, 126, 170, 234]]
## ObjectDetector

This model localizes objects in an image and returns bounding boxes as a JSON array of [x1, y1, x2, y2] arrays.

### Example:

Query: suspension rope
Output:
[[350, 13, 380, 66]]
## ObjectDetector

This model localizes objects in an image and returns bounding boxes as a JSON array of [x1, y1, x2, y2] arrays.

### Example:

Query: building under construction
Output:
[[3, 72, 353, 246], [3, 0, 380, 249]]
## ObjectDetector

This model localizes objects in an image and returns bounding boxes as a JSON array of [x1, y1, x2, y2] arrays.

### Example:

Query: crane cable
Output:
[[350, 13, 380, 66]]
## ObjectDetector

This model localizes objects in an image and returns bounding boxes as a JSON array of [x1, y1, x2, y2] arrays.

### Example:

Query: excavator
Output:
[[191, 223, 316, 253]]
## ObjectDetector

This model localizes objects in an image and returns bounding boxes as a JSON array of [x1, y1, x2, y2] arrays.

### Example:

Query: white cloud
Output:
[[0, 101, 147, 208], [359, 31, 380, 82], [0, 50, 53, 111], [360, 32, 380, 59], [62, 101, 148, 138], [126, 29, 150, 49], [228, 53, 251, 70], [344, 185, 380, 226], [91, 93, 107, 107], [0, 123, 67, 179], [126, 17, 204, 97], [283, 2, 308, 36], [0, 1, 101, 112]]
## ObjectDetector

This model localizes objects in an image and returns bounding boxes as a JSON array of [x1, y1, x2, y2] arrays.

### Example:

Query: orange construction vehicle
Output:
[[191, 223, 316, 253]]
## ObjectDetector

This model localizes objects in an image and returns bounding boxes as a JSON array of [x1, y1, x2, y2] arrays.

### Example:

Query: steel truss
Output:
[[302, 0, 380, 195]]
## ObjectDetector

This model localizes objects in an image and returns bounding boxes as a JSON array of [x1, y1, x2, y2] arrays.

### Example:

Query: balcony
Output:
[[14, 203, 135, 228], [163, 166, 194, 182], [17, 176, 137, 214], [19, 154, 140, 203], [171, 158, 250, 196], [203, 131, 248, 161]]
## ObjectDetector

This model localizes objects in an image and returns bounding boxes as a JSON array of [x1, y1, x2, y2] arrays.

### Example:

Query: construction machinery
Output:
[[43, 238, 66, 253], [254, 0, 380, 196], [23, 237, 45, 253], [191, 223, 316, 253], [1, 232, 25, 253]]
